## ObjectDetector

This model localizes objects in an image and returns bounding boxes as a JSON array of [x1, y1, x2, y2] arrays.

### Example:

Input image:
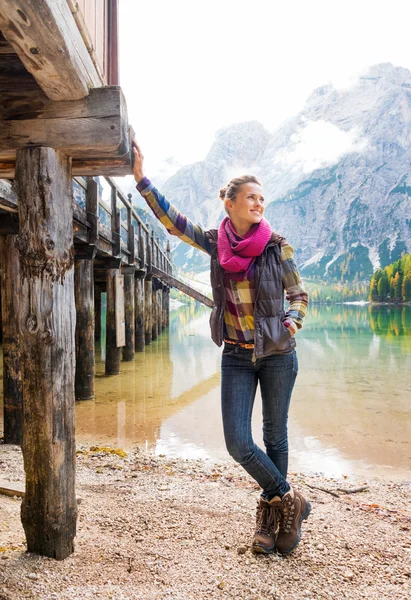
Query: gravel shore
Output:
[[1, 444, 410, 600]]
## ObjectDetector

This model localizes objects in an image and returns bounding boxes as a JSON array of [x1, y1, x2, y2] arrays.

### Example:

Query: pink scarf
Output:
[[217, 217, 272, 281]]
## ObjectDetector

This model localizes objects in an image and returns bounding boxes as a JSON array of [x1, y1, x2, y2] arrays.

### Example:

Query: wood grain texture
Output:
[[0, 86, 128, 155], [0, 0, 101, 100], [74, 259, 95, 400], [144, 278, 152, 346], [134, 274, 145, 352], [151, 283, 158, 341], [0, 234, 23, 445], [15, 146, 76, 560], [105, 268, 120, 375], [122, 273, 134, 361]]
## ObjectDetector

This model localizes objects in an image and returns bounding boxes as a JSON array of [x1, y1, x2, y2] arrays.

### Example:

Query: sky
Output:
[[119, 0, 411, 176]]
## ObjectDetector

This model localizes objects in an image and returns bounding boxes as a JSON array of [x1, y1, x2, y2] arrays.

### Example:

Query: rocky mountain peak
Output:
[[139, 63, 411, 280]]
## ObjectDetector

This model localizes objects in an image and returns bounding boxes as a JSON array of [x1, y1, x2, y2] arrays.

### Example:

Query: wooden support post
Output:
[[157, 287, 163, 332], [86, 177, 99, 245], [151, 281, 158, 341], [106, 268, 121, 375], [0, 235, 23, 445], [94, 285, 102, 342], [15, 147, 76, 560], [144, 276, 152, 345], [162, 285, 167, 331], [135, 273, 145, 352], [123, 272, 135, 361], [74, 258, 95, 400]]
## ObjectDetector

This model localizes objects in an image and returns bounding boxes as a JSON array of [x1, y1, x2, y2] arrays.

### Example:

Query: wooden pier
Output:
[[0, 0, 211, 561]]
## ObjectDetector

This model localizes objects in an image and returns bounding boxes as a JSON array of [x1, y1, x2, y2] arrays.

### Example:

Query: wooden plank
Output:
[[15, 146, 77, 560], [151, 265, 214, 308], [0, 85, 123, 121], [0, 87, 129, 156], [0, 479, 25, 498], [115, 272, 125, 347], [0, 0, 101, 100], [0, 159, 133, 180]]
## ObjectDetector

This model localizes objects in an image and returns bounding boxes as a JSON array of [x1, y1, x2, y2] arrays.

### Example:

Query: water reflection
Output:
[[0, 304, 410, 480]]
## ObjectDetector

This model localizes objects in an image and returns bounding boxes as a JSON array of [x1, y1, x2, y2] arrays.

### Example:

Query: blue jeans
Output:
[[221, 343, 298, 499]]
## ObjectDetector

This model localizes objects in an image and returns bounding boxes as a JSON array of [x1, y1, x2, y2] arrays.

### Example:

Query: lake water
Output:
[[1, 304, 410, 480]]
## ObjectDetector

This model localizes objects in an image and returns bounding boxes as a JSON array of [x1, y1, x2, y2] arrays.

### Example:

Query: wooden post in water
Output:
[[123, 270, 135, 361], [0, 235, 23, 445], [166, 241, 171, 327], [74, 256, 95, 400], [135, 273, 145, 351], [162, 284, 167, 331], [157, 286, 163, 332], [106, 268, 121, 375], [94, 285, 102, 342], [144, 276, 153, 345], [152, 280, 158, 341], [15, 147, 76, 560]]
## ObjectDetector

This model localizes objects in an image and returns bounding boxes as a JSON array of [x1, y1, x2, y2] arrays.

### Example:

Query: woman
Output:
[[132, 143, 311, 555]]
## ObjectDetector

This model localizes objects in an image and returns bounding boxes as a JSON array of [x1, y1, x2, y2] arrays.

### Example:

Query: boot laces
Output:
[[280, 497, 295, 533], [256, 502, 278, 536]]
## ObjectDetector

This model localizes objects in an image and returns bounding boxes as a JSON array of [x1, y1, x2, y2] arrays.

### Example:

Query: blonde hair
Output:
[[219, 175, 261, 212]]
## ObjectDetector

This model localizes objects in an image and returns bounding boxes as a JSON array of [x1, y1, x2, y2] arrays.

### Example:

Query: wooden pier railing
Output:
[[0, 173, 213, 403]]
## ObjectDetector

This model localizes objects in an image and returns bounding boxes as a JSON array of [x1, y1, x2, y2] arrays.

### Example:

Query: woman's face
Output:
[[225, 182, 265, 227]]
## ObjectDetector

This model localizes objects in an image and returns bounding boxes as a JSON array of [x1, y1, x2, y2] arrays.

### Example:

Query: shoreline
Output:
[[1, 444, 410, 599]]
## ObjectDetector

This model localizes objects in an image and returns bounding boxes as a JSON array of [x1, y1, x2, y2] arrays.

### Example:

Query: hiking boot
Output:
[[251, 496, 282, 554], [276, 486, 311, 555]]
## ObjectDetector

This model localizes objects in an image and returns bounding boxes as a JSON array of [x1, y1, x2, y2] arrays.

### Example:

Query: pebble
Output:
[[237, 546, 247, 555], [343, 570, 354, 580], [27, 573, 39, 581], [317, 543, 325, 551]]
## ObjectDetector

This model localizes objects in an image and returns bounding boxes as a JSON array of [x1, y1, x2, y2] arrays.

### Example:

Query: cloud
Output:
[[280, 120, 367, 173]]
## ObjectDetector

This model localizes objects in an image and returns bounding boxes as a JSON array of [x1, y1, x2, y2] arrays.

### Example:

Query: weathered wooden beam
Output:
[[122, 273, 135, 361], [74, 258, 95, 400], [0, 156, 133, 178], [0, 235, 23, 445], [0, 86, 128, 156], [0, 0, 101, 100], [150, 265, 213, 308], [135, 273, 145, 352], [15, 146, 76, 560]]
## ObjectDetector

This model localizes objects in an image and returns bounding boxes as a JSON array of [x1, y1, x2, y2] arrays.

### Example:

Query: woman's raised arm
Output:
[[132, 143, 212, 255]]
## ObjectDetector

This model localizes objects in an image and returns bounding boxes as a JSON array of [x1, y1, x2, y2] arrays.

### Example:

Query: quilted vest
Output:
[[205, 229, 296, 358]]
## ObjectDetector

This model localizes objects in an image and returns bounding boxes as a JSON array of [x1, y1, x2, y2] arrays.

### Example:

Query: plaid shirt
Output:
[[137, 178, 308, 341]]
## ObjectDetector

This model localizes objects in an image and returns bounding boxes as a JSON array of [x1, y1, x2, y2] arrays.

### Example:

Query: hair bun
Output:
[[219, 186, 227, 201]]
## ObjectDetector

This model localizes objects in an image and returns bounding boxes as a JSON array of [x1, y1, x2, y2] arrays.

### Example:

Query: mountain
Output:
[[140, 63, 411, 282]]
